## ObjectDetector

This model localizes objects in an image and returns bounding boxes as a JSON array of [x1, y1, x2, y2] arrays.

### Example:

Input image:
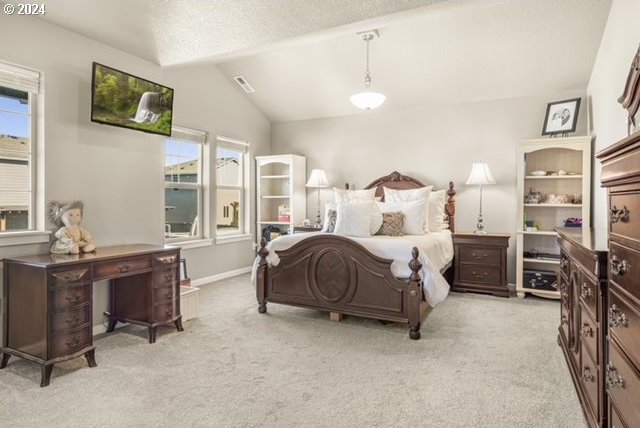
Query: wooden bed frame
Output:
[[256, 171, 456, 340]]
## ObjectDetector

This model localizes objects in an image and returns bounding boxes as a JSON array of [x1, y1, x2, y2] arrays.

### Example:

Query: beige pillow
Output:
[[376, 212, 405, 236]]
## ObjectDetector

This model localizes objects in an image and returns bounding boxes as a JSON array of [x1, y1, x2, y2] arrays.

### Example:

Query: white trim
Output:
[[174, 238, 213, 250], [191, 265, 252, 287], [215, 233, 252, 245], [0, 230, 50, 247]]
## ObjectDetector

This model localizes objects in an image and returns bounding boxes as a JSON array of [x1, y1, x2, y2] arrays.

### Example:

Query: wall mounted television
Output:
[[91, 62, 174, 136]]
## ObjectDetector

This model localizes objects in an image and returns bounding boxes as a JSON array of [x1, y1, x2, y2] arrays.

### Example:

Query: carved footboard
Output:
[[256, 235, 427, 339]]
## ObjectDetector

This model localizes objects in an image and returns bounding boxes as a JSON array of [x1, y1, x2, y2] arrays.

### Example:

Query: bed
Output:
[[255, 171, 456, 340]]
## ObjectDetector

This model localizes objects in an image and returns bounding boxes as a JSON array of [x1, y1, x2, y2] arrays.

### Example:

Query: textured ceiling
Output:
[[39, 0, 442, 66]]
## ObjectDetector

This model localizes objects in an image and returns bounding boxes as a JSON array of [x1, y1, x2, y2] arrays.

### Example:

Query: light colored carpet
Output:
[[0, 274, 586, 428]]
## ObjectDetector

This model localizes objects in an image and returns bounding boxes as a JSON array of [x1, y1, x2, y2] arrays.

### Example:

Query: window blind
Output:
[[0, 61, 40, 93], [216, 136, 248, 153], [170, 126, 208, 145]]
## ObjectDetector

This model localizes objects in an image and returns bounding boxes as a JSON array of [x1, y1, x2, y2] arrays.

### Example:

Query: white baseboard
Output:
[[191, 266, 252, 287]]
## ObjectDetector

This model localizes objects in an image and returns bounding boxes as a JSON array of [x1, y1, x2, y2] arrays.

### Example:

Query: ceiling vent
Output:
[[234, 76, 255, 93]]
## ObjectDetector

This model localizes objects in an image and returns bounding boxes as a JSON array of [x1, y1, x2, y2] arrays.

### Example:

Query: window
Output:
[[216, 136, 249, 243], [164, 126, 208, 244], [0, 61, 47, 245]]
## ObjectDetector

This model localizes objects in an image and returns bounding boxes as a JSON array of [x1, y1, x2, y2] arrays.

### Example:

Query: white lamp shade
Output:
[[306, 169, 330, 188], [466, 162, 496, 185], [350, 91, 386, 110]]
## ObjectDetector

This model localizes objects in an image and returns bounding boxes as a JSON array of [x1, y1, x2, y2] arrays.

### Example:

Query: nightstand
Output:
[[293, 226, 322, 234], [452, 232, 510, 297]]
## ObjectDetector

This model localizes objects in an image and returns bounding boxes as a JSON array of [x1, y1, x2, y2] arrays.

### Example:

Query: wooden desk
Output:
[[0, 244, 183, 387]]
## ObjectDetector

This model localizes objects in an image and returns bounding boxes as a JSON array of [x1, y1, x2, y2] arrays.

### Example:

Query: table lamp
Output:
[[305, 169, 330, 227], [466, 162, 495, 234]]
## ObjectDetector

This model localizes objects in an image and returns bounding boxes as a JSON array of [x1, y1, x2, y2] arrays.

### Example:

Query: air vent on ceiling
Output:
[[234, 75, 255, 93]]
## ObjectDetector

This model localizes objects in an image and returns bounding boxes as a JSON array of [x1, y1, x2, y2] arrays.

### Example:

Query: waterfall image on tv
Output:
[[91, 62, 174, 136]]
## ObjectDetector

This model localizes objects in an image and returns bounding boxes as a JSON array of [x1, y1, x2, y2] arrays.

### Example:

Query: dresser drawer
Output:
[[560, 252, 570, 277], [153, 301, 176, 322], [153, 285, 177, 303], [560, 275, 570, 342], [610, 401, 628, 428], [580, 304, 599, 364], [49, 266, 91, 288], [49, 326, 92, 359], [153, 270, 177, 287], [579, 270, 599, 322], [50, 283, 91, 312], [93, 256, 152, 280], [50, 305, 91, 335], [607, 341, 640, 428], [458, 265, 501, 285], [609, 288, 640, 368], [609, 242, 639, 300], [458, 246, 501, 266], [609, 192, 639, 243], [580, 342, 600, 420]]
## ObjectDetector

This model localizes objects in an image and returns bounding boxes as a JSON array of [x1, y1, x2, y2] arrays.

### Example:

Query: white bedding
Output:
[[252, 230, 453, 307]]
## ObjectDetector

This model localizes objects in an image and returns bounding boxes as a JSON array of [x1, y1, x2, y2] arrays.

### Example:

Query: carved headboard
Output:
[[346, 171, 457, 232]]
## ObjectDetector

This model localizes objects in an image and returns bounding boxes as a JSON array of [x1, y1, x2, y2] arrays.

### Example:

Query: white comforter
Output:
[[253, 231, 453, 307]]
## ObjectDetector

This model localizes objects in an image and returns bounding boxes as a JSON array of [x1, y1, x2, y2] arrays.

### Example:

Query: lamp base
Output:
[[473, 230, 488, 235], [473, 213, 487, 234]]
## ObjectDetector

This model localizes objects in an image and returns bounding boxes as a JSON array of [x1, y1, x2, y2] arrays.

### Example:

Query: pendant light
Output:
[[350, 30, 386, 110]]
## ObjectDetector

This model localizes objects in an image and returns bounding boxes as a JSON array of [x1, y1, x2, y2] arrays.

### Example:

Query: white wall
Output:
[[272, 91, 588, 283], [0, 15, 269, 333], [587, 0, 640, 233]]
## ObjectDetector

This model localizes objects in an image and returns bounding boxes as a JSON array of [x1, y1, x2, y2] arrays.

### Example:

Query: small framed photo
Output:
[[542, 98, 581, 136]]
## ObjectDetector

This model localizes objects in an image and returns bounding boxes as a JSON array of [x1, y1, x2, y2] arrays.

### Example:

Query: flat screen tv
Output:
[[91, 62, 174, 136]]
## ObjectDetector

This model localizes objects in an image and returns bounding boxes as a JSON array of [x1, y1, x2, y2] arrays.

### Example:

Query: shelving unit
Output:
[[516, 136, 591, 299], [255, 154, 306, 242]]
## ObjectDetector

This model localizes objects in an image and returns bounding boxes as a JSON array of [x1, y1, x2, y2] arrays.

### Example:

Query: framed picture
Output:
[[542, 98, 581, 136]]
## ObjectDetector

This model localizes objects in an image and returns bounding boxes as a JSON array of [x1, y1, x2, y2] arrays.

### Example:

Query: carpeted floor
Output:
[[0, 274, 586, 428]]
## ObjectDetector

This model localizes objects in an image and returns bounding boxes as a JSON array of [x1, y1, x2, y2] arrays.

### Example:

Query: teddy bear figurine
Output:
[[48, 200, 96, 254]]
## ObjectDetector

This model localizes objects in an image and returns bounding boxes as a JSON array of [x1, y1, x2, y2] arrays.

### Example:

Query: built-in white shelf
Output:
[[517, 230, 558, 236], [523, 258, 561, 265], [524, 175, 583, 180], [524, 203, 582, 208]]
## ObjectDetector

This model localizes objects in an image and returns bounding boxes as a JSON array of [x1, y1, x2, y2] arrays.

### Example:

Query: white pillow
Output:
[[334, 187, 376, 203], [334, 201, 374, 237], [428, 190, 446, 232], [384, 186, 433, 233], [377, 199, 427, 235], [383, 186, 433, 203], [369, 201, 383, 234]]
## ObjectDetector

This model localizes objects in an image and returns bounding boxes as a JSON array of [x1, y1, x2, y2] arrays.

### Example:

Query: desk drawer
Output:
[[153, 301, 175, 322], [580, 304, 599, 364], [153, 285, 177, 303], [609, 192, 639, 243], [50, 305, 91, 335], [609, 242, 639, 301], [93, 256, 151, 280], [50, 266, 91, 288], [607, 341, 640, 428], [49, 326, 91, 359], [458, 265, 501, 285], [579, 271, 599, 322], [153, 252, 179, 268], [458, 246, 501, 266], [580, 342, 600, 421], [609, 288, 640, 368], [50, 283, 91, 312]]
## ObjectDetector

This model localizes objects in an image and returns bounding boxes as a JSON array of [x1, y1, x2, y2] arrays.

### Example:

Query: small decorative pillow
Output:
[[321, 202, 337, 233], [376, 212, 405, 236], [334, 201, 374, 238], [334, 187, 376, 203], [378, 198, 427, 235], [428, 190, 446, 232]]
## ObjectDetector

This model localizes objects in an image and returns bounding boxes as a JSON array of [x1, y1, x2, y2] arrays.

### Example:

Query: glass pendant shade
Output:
[[350, 91, 386, 110]]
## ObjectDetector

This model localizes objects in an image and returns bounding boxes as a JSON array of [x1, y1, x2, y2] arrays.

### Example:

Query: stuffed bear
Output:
[[48, 200, 96, 254]]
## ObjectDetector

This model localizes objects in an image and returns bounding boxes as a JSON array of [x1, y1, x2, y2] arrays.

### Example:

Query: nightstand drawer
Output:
[[458, 246, 501, 266], [458, 265, 501, 285]]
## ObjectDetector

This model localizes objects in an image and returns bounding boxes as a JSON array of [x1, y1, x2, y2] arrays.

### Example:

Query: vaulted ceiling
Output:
[[38, 0, 612, 123]]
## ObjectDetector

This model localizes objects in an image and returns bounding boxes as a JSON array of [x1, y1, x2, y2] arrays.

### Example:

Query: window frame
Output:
[[0, 61, 48, 247], [215, 135, 251, 244], [163, 126, 211, 248]]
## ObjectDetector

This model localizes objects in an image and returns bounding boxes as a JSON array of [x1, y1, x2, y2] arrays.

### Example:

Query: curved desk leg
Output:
[[40, 364, 53, 388], [175, 317, 184, 332], [85, 349, 97, 368], [0, 353, 10, 369], [148, 327, 157, 344]]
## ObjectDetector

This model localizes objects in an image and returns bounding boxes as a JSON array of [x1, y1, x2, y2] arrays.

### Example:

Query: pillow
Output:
[[334, 187, 376, 203], [383, 185, 433, 203], [369, 201, 383, 235], [428, 190, 447, 232], [334, 201, 374, 237], [375, 212, 404, 236], [377, 199, 427, 235], [320, 202, 337, 233]]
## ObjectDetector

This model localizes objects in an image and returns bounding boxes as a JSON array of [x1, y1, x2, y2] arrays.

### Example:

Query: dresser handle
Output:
[[610, 256, 630, 276], [606, 362, 625, 388], [561, 315, 568, 326], [471, 271, 487, 280], [582, 365, 594, 382], [65, 314, 81, 324], [65, 292, 82, 303], [471, 252, 487, 259], [610, 205, 630, 223], [609, 304, 629, 328], [65, 336, 81, 348], [560, 257, 568, 269], [63, 272, 82, 281], [119, 265, 130, 273], [581, 322, 593, 338], [580, 283, 592, 298]]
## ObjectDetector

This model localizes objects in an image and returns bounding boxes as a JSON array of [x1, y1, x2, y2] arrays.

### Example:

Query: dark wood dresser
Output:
[[452, 232, 510, 297], [597, 132, 640, 428], [1, 244, 183, 387], [557, 228, 608, 428]]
